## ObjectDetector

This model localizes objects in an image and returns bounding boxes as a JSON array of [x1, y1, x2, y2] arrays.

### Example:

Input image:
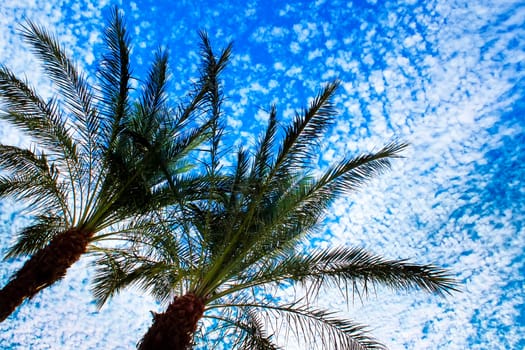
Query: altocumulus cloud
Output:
[[0, 0, 523, 349]]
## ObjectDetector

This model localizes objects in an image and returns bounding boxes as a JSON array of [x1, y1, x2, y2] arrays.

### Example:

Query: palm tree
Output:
[[0, 8, 218, 322], [92, 36, 457, 350]]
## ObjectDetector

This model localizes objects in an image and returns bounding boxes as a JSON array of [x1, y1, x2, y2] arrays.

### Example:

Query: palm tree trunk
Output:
[[0, 228, 92, 322], [138, 293, 205, 350]]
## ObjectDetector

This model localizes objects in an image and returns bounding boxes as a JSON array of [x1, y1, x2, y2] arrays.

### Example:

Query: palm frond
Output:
[[229, 148, 251, 208], [97, 6, 131, 150], [202, 308, 281, 350], [0, 66, 77, 160], [207, 301, 384, 350], [99, 42, 213, 218], [161, 122, 210, 174], [272, 81, 339, 178], [0, 149, 68, 216], [138, 49, 169, 121], [237, 309, 281, 350], [201, 84, 342, 276], [318, 141, 408, 196], [198, 31, 232, 175], [234, 142, 408, 269], [251, 106, 277, 180], [190, 140, 407, 296], [247, 246, 458, 298], [0, 144, 59, 177], [19, 20, 98, 155], [4, 214, 64, 258], [91, 213, 197, 307], [205, 176, 319, 281], [91, 249, 178, 308], [151, 173, 214, 210], [198, 31, 232, 89]]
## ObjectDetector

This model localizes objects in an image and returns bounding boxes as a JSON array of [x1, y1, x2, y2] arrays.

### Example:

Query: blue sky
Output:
[[0, 0, 523, 349]]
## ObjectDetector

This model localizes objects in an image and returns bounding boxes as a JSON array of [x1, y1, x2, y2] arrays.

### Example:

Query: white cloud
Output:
[[0, 0, 523, 349], [325, 39, 337, 50], [289, 41, 301, 53], [273, 61, 285, 70], [285, 65, 302, 77], [307, 48, 323, 60]]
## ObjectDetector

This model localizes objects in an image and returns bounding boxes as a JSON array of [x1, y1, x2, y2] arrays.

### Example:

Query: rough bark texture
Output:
[[0, 228, 92, 322], [138, 293, 206, 350]]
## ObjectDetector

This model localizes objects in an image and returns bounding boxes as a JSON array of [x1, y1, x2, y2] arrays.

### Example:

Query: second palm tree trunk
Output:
[[0, 228, 91, 322], [138, 293, 205, 350]]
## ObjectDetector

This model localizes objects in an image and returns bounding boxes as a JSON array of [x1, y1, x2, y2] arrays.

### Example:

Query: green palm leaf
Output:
[[0, 67, 77, 161], [97, 6, 131, 148], [92, 249, 178, 308], [230, 246, 457, 300], [272, 81, 339, 177], [206, 301, 384, 350], [4, 214, 63, 258], [203, 308, 281, 350], [0, 147, 67, 216], [251, 106, 277, 180], [19, 20, 98, 153]]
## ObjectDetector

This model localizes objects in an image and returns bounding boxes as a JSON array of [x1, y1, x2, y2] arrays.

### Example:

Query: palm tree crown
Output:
[[93, 35, 457, 350], [0, 8, 216, 321]]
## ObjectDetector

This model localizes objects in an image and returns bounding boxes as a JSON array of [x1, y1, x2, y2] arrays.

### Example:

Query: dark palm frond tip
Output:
[[318, 140, 409, 196], [396, 262, 459, 296], [97, 6, 131, 144], [274, 81, 340, 173], [197, 30, 232, 118], [339, 246, 459, 296], [281, 305, 386, 350], [138, 49, 169, 120], [251, 105, 277, 179], [198, 31, 232, 80]]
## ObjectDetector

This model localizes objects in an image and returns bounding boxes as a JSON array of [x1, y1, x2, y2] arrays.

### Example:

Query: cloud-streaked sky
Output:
[[1, 0, 523, 349]]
